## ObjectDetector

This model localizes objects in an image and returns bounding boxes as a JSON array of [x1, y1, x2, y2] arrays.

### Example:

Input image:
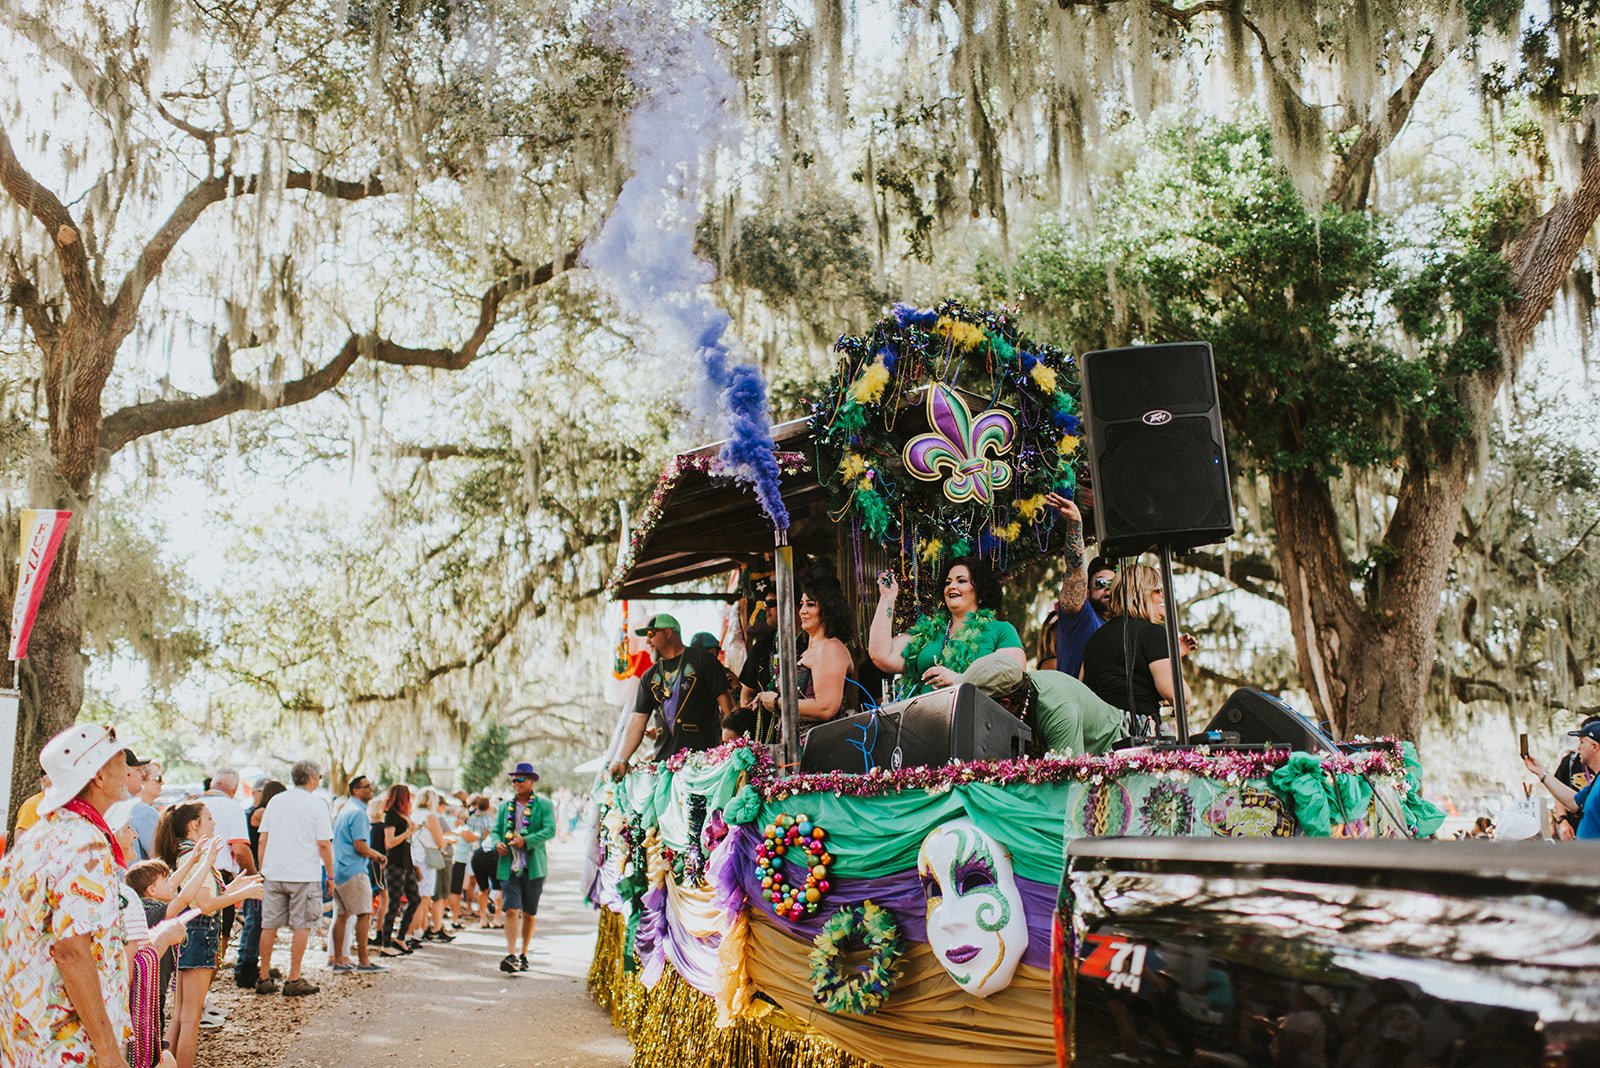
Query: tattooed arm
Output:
[[1047, 493, 1088, 613]]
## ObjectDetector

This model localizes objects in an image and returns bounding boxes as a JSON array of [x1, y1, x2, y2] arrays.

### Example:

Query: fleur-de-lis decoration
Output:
[[902, 383, 1017, 505]]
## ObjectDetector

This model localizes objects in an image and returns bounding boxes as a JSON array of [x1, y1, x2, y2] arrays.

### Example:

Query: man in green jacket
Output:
[[489, 761, 555, 973]]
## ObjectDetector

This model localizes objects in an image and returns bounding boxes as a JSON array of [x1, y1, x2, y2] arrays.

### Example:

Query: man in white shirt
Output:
[[254, 759, 334, 997]]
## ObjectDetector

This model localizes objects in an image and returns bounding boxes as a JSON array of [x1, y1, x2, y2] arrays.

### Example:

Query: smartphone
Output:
[[1519, 733, 1530, 758]]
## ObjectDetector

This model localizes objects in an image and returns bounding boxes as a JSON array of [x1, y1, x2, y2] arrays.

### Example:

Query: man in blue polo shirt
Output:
[[329, 774, 386, 972], [1526, 720, 1600, 839]]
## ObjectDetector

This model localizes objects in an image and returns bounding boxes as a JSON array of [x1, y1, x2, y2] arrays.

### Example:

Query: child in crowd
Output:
[[125, 855, 204, 1068], [155, 804, 265, 1068]]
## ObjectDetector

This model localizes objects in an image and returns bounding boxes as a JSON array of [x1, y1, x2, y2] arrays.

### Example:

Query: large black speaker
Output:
[[800, 684, 1031, 774], [1204, 689, 1337, 754], [1080, 342, 1234, 556]]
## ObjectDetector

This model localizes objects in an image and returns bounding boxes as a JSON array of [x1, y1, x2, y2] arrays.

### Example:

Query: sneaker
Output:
[[200, 1007, 226, 1028], [517, 954, 530, 972], [255, 978, 280, 995], [421, 930, 438, 942], [282, 978, 320, 997], [405, 937, 424, 951], [499, 954, 518, 974], [433, 930, 455, 943], [355, 963, 389, 973], [331, 963, 354, 973]]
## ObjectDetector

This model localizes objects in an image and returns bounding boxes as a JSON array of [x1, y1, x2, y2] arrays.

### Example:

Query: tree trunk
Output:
[[1271, 448, 1472, 742], [5, 526, 85, 828]]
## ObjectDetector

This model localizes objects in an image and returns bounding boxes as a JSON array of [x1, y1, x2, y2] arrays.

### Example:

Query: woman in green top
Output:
[[868, 556, 1026, 698]]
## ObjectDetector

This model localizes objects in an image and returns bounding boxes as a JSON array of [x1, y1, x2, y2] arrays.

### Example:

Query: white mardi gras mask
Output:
[[917, 817, 1028, 997]]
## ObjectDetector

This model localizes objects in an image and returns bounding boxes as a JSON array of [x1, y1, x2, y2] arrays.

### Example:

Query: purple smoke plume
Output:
[[581, 2, 789, 528]]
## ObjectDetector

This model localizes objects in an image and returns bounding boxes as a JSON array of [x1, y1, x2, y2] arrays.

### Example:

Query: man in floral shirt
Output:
[[0, 725, 135, 1068]]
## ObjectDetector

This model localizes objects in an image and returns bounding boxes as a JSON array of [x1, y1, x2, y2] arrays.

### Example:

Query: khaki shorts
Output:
[[261, 879, 322, 930], [333, 872, 373, 917]]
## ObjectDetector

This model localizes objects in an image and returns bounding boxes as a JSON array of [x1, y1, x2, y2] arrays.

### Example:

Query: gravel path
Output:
[[198, 836, 632, 1067]]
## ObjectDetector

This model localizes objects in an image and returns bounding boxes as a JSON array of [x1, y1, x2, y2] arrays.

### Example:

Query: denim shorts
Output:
[[178, 911, 220, 970], [502, 872, 544, 915]]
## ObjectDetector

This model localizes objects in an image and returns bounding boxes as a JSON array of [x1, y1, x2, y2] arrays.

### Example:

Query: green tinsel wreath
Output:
[[809, 299, 1085, 580], [808, 900, 906, 1016]]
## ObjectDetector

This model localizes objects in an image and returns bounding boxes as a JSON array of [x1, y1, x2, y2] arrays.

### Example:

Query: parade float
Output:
[[587, 302, 1448, 1067]]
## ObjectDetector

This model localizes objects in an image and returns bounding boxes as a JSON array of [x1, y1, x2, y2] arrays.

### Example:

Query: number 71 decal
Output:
[[1078, 933, 1149, 995]]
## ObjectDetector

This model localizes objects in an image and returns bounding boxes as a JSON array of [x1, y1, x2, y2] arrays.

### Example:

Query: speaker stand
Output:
[[1156, 543, 1190, 744]]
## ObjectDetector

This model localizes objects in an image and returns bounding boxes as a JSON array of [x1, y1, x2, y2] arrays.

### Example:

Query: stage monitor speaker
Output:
[[1205, 689, 1337, 754], [1080, 342, 1235, 556], [800, 684, 1031, 775]]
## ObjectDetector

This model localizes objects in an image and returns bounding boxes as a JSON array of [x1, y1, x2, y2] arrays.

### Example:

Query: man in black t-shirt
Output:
[[608, 614, 733, 776]]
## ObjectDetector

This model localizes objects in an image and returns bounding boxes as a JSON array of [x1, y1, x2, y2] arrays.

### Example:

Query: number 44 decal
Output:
[[1079, 933, 1150, 995]]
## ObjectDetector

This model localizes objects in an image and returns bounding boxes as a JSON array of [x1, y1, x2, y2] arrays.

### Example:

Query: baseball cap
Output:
[[635, 613, 681, 636], [688, 631, 721, 651], [124, 748, 152, 767], [956, 651, 1027, 697], [1567, 722, 1600, 743]]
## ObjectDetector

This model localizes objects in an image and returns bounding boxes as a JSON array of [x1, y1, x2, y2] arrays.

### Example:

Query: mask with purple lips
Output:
[[917, 817, 1027, 997]]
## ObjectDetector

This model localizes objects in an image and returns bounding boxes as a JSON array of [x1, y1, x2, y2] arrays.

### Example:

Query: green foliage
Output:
[[461, 719, 512, 793], [988, 119, 1515, 478]]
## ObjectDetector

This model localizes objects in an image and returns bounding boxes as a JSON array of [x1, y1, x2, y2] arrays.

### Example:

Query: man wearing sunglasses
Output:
[[489, 762, 555, 974], [0, 724, 136, 1068], [1041, 493, 1114, 679]]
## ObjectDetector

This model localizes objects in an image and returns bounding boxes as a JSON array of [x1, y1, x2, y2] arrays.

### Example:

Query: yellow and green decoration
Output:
[[810, 300, 1084, 577]]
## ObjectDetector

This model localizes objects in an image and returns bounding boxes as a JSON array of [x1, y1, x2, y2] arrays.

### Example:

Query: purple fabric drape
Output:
[[737, 861, 1057, 970]]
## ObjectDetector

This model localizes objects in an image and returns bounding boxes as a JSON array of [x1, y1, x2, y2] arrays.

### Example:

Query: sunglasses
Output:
[[510, 776, 533, 783], [1092, 577, 1115, 591]]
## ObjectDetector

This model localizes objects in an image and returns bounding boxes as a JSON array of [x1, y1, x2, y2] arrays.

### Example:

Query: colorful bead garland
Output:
[[755, 813, 831, 921]]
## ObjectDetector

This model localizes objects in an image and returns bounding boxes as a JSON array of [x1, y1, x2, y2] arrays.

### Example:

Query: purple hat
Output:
[[508, 761, 540, 781]]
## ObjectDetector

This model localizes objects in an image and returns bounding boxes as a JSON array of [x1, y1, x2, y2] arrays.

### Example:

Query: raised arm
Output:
[[1048, 493, 1088, 613], [868, 572, 911, 673]]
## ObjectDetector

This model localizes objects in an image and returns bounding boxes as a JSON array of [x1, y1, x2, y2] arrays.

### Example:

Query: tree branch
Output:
[[1175, 547, 1284, 605], [0, 121, 102, 315], [4, 259, 59, 345], [97, 248, 579, 455], [106, 170, 390, 343], [1503, 105, 1600, 356], [1325, 38, 1442, 208]]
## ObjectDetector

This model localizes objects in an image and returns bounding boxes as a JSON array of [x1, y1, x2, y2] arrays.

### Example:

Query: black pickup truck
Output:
[[1053, 838, 1600, 1066]]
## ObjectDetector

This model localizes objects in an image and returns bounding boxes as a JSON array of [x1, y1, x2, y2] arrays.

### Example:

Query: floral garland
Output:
[[608, 452, 810, 594], [808, 299, 1084, 583], [758, 741, 1411, 803], [662, 736, 770, 775], [755, 813, 832, 921], [896, 608, 999, 694], [808, 901, 905, 1016]]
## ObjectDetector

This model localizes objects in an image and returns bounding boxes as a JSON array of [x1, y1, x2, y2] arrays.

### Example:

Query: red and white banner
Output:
[[9, 509, 72, 661]]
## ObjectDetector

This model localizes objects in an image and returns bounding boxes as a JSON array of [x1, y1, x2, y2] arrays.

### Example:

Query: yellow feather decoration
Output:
[[993, 521, 1023, 542], [839, 453, 868, 487], [1015, 494, 1047, 521], [851, 358, 890, 405], [935, 316, 988, 351], [1030, 363, 1058, 394], [919, 538, 943, 564], [1059, 434, 1080, 457]]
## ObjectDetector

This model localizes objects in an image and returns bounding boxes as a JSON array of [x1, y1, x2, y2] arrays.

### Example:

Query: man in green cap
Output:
[[609, 613, 733, 778], [956, 651, 1128, 757]]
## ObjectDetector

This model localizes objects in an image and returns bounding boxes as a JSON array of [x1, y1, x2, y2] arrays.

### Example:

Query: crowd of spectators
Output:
[[0, 725, 557, 1066]]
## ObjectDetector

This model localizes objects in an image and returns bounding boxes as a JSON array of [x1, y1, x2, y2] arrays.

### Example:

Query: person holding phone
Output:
[[1525, 720, 1600, 840]]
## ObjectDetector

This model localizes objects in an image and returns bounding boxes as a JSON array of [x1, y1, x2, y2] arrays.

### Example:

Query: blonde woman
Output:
[[405, 789, 454, 944], [1078, 564, 1195, 732]]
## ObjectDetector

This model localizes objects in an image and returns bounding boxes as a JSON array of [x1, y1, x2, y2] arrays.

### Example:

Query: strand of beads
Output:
[[755, 812, 831, 921]]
